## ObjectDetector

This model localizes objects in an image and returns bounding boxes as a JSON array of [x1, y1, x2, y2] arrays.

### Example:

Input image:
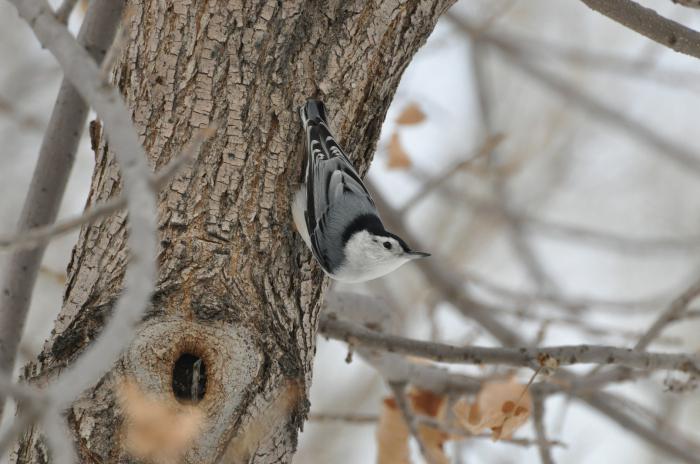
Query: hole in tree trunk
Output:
[[172, 353, 207, 403]]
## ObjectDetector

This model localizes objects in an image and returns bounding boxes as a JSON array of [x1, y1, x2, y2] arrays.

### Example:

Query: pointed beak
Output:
[[407, 251, 431, 259]]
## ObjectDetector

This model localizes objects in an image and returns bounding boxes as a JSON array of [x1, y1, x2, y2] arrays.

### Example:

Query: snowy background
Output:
[[2, 0, 700, 462]]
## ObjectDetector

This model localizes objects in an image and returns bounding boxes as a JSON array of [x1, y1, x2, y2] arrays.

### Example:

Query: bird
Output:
[[292, 99, 430, 283]]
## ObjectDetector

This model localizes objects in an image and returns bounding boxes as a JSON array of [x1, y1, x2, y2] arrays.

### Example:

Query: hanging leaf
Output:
[[453, 378, 532, 441], [396, 103, 427, 125], [387, 133, 412, 169], [409, 389, 450, 464], [376, 389, 450, 464], [118, 380, 203, 464], [377, 398, 411, 464]]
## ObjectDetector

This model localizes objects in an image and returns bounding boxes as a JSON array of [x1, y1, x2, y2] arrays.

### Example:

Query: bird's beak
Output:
[[407, 251, 431, 259]]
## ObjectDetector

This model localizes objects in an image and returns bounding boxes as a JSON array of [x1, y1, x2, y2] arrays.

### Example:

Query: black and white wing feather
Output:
[[299, 100, 377, 274]]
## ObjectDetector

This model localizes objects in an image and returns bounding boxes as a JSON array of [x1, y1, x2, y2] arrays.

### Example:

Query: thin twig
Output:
[[397, 134, 504, 215], [404, 180, 700, 255], [470, 36, 558, 294], [500, 30, 700, 92], [635, 277, 700, 350], [532, 393, 555, 464], [582, 392, 700, 463], [463, 269, 666, 313], [308, 413, 379, 423], [447, 13, 700, 176]]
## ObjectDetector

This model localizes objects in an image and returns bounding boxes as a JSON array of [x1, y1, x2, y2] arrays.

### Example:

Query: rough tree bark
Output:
[[13, 0, 454, 462]]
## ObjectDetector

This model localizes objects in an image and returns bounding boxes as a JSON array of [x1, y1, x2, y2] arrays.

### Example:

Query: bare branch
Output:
[[41, 408, 76, 464], [320, 315, 700, 374], [397, 134, 504, 215], [324, 292, 482, 395], [54, 0, 78, 24], [470, 37, 558, 294], [0, 0, 125, 419], [404, 178, 700, 255], [325, 292, 699, 459], [9, 0, 158, 410], [582, 392, 700, 463], [635, 277, 700, 350], [579, 0, 700, 59], [308, 411, 566, 450], [446, 13, 700, 176], [532, 394, 555, 464], [671, 0, 700, 8]]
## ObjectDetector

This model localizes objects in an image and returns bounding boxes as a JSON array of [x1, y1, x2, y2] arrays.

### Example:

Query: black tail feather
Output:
[[300, 99, 328, 125]]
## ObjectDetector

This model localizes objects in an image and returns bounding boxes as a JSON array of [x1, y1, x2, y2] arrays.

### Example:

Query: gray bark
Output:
[[13, 0, 453, 462]]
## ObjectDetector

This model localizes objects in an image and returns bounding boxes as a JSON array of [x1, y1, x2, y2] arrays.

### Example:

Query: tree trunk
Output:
[[13, 0, 453, 462]]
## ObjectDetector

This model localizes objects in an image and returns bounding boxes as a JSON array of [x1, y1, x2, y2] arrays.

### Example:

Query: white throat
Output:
[[332, 231, 410, 283]]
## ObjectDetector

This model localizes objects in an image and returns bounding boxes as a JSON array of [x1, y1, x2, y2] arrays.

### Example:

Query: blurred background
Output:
[[2, 0, 700, 462]]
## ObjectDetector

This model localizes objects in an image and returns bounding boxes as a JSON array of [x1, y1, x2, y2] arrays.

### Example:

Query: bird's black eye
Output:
[[383, 241, 392, 250]]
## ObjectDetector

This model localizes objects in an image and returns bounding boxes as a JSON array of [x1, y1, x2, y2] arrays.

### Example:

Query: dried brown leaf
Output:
[[387, 133, 412, 169], [377, 398, 410, 464], [409, 388, 449, 464], [118, 379, 203, 464], [453, 378, 532, 441], [396, 103, 427, 125], [409, 388, 445, 418]]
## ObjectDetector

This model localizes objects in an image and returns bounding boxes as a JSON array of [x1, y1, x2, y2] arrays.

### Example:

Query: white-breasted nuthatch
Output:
[[292, 99, 430, 283]]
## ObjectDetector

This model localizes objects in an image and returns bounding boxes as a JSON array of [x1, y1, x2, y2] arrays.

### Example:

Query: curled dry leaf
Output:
[[118, 379, 203, 464], [396, 103, 427, 125], [388, 133, 412, 169], [453, 378, 532, 441]]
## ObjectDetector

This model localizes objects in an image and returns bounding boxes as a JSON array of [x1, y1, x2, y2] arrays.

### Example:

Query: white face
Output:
[[334, 231, 415, 283]]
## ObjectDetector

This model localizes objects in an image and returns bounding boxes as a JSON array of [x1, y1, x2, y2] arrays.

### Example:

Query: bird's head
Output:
[[339, 229, 430, 282]]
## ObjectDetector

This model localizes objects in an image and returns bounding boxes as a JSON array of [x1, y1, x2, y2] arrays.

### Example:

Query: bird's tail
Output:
[[299, 99, 328, 129]]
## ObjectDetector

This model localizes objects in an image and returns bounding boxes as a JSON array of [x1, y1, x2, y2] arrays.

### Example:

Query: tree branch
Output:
[[579, 0, 700, 60], [635, 277, 700, 350], [54, 0, 79, 24], [532, 394, 555, 464], [446, 13, 700, 176], [320, 315, 700, 374], [8, 0, 158, 412], [0, 0, 125, 419]]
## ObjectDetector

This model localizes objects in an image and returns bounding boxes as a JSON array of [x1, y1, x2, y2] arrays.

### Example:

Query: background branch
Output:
[[0, 0, 125, 418], [9, 0, 159, 410], [579, 0, 700, 59]]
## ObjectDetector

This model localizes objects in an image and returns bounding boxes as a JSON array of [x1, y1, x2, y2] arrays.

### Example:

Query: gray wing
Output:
[[304, 122, 376, 272]]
